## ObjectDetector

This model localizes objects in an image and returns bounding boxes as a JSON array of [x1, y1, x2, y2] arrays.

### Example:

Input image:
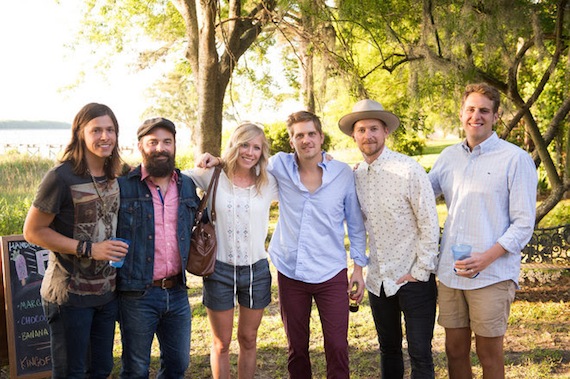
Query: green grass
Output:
[[105, 268, 569, 378], [1, 150, 569, 378], [537, 200, 570, 228], [414, 138, 460, 171], [0, 153, 52, 236]]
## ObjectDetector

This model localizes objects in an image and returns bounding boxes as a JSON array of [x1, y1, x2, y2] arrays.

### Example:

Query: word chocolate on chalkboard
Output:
[[1, 235, 51, 379]]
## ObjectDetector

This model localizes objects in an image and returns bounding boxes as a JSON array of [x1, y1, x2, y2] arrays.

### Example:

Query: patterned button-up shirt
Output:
[[355, 148, 439, 297]]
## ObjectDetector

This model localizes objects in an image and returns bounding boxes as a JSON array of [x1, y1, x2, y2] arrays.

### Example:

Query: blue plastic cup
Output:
[[451, 244, 479, 278], [109, 238, 130, 268], [451, 244, 472, 261]]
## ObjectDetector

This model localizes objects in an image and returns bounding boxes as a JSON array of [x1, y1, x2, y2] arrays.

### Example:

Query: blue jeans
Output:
[[118, 285, 191, 379], [42, 298, 118, 379], [368, 274, 437, 379]]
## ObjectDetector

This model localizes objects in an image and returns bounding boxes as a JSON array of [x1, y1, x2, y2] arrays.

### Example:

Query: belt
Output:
[[152, 274, 182, 289]]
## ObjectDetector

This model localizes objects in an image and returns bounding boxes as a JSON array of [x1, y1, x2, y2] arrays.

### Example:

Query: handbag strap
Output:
[[196, 166, 222, 224], [208, 166, 222, 223]]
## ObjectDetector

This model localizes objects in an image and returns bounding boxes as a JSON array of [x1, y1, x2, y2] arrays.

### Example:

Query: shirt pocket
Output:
[[118, 200, 143, 237], [180, 197, 199, 225]]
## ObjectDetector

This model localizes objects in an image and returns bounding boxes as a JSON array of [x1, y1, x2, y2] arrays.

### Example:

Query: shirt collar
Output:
[[361, 147, 392, 171], [461, 132, 499, 155], [292, 151, 329, 170]]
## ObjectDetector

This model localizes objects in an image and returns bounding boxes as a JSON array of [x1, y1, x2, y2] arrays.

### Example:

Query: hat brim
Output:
[[338, 110, 400, 136]]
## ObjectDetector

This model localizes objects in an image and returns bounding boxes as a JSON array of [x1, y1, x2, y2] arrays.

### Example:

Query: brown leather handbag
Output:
[[187, 166, 222, 276]]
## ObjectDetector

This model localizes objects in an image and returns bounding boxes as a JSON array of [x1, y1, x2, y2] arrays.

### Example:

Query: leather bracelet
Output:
[[76, 240, 85, 257], [85, 241, 92, 259]]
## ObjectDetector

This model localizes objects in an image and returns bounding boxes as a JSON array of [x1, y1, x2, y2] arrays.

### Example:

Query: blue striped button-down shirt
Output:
[[429, 132, 537, 289], [268, 152, 368, 284]]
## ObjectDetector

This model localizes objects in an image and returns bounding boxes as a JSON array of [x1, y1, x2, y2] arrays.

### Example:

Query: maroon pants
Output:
[[278, 269, 350, 379]]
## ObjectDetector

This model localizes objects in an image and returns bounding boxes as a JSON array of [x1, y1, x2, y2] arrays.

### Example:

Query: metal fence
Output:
[[522, 224, 570, 268], [1, 143, 137, 160]]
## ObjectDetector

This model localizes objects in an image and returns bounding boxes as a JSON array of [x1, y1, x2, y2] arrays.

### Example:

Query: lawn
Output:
[[111, 268, 570, 378]]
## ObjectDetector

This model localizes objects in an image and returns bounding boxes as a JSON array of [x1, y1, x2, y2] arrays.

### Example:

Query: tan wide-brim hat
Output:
[[338, 99, 400, 136]]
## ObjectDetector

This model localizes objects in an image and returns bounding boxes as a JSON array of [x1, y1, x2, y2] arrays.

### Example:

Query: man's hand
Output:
[[396, 273, 418, 285], [348, 265, 365, 303], [454, 243, 506, 278], [91, 239, 128, 262]]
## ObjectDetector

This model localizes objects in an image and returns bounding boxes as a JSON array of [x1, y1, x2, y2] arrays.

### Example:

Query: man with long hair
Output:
[[24, 103, 128, 378]]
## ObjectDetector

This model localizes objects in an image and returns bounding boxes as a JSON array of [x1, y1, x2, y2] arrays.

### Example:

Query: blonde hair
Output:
[[221, 122, 270, 194]]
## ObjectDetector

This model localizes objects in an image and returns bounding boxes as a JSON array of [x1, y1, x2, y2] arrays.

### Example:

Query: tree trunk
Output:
[[301, 38, 315, 113], [174, 0, 277, 158], [194, 1, 223, 157]]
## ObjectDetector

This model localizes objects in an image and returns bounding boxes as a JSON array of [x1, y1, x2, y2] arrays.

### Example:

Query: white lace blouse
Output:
[[185, 167, 279, 266]]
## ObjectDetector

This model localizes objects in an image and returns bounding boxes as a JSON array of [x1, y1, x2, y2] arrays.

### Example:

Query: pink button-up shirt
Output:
[[141, 166, 181, 280]]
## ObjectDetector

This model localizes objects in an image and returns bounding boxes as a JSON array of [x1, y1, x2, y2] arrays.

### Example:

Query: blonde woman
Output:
[[186, 123, 278, 379]]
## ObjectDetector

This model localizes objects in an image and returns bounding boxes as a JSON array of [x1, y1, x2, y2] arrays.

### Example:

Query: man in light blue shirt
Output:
[[429, 83, 537, 379], [268, 110, 367, 379]]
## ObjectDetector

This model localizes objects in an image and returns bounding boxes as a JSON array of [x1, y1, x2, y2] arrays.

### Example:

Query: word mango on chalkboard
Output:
[[1, 235, 51, 379]]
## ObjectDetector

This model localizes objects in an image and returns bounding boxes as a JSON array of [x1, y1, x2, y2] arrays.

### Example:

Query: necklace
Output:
[[87, 170, 113, 238], [88, 171, 108, 204]]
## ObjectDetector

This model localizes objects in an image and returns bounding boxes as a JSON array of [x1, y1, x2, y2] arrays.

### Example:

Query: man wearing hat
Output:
[[339, 100, 440, 378], [116, 118, 200, 378]]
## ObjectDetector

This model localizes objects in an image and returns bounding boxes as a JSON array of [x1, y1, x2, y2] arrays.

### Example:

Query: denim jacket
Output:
[[116, 165, 199, 291]]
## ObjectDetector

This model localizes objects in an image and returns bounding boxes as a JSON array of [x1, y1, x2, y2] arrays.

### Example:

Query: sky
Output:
[[0, 0, 159, 133], [0, 0, 303, 148]]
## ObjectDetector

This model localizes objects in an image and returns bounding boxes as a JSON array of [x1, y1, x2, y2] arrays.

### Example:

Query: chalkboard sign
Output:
[[1, 235, 51, 379]]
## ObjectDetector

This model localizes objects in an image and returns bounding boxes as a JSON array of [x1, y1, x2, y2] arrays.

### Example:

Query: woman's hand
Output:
[[197, 153, 222, 168]]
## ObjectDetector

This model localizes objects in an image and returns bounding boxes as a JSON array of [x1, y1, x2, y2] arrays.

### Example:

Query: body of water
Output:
[[0, 128, 192, 159]]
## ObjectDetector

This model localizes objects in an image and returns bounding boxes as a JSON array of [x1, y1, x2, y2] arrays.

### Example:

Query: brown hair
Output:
[[221, 122, 270, 194], [60, 103, 122, 179], [285, 111, 323, 138], [461, 83, 501, 113]]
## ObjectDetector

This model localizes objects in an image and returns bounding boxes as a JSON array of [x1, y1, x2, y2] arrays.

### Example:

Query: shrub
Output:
[[0, 197, 32, 236], [519, 268, 562, 285]]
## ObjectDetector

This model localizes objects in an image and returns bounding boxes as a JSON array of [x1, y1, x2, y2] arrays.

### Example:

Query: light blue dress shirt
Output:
[[268, 152, 368, 284], [429, 132, 537, 289]]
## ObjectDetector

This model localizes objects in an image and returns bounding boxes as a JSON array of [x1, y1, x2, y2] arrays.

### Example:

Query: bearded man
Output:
[[116, 118, 200, 378]]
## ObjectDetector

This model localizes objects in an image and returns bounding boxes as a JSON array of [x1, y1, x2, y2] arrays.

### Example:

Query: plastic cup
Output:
[[451, 244, 472, 261], [451, 244, 478, 278], [109, 238, 130, 268]]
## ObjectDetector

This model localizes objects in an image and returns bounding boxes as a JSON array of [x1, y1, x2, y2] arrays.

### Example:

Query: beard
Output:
[[142, 150, 176, 178]]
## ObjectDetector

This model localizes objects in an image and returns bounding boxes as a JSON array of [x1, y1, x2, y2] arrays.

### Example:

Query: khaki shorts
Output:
[[437, 280, 516, 337]]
